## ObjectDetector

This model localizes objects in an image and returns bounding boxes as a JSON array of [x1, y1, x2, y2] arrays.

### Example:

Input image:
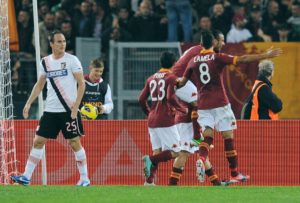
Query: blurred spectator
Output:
[[273, 24, 293, 42], [153, 0, 168, 41], [15, 0, 33, 13], [278, 0, 292, 21], [60, 21, 76, 53], [102, 18, 132, 55], [109, 0, 120, 18], [287, 1, 300, 41], [191, 0, 214, 18], [261, 0, 283, 40], [38, 1, 50, 22], [51, 0, 75, 16], [17, 9, 34, 54], [73, 1, 95, 37], [117, 7, 131, 32], [165, 0, 193, 42], [131, 0, 140, 12], [227, 14, 252, 43], [32, 12, 55, 57], [54, 10, 71, 29], [92, 2, 113, 38], [193, 16, 212, 43], [128, 0, 160, 41], [118, 0, 132, 10], [246, 6, 271, 42], [210, 2, 233, 39]]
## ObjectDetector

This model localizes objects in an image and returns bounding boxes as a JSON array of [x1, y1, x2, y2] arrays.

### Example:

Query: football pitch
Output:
[[1, 186, 300, 203]]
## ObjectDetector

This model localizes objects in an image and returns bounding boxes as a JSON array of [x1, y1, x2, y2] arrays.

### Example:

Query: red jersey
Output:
[[139, 69, 186, 128], [184, 49, 238, 109], [172, 45, 203, 77], [172, 45, 202, 124]]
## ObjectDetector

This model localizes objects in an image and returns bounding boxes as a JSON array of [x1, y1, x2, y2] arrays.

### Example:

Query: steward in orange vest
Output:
[[250, 60, 282, 120]]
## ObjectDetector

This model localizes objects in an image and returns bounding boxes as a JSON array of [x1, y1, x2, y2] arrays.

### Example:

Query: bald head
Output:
[[258, 60, 274, 78]]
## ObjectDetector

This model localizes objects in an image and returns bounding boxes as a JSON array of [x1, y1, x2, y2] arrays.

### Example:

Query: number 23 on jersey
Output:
[[150, 79, 166, 101]]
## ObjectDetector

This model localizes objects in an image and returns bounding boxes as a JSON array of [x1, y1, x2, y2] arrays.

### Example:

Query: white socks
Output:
[[23, 148, 44, 179], [74, 148, 89, 181]]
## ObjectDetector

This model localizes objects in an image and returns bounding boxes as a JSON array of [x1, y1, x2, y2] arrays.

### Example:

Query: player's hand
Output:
[[98, 106, 104, 114], [23, 104, 31, 119], [71, 106, 78, 119], [81, 114, 87, 120], [265, 47, 283, 58]]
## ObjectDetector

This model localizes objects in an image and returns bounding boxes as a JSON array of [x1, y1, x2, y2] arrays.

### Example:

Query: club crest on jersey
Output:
[[61, 62, 66, 69]]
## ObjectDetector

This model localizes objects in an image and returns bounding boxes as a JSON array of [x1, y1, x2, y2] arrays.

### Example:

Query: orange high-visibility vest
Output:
[[250, 80, 279, 120]]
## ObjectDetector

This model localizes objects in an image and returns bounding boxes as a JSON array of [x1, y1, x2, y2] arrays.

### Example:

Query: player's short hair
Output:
[[258, 60, 274, 77], [90, 58, 104, 68], [200, 30, 215, 49], [160, 51, 176, 68], [48, 30, 64, 43], [212, 29, 222, 40]]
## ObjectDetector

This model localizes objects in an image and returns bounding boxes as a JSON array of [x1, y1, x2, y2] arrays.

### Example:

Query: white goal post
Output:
[[0, 0, 17, 184]]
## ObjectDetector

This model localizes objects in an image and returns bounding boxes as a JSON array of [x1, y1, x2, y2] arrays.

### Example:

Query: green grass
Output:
[[1, 186, 300, 203]]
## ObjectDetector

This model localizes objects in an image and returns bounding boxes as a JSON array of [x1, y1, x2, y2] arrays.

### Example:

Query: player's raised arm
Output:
[[237, 47, 283, 63]]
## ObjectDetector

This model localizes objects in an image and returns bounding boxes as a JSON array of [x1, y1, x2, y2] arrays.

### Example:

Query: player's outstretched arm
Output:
[[237, 47, 283, 63], [23, 75, 46, 119]]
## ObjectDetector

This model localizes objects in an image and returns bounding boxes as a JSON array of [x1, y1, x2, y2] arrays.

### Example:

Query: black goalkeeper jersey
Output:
[[81, 76, 108, 120]]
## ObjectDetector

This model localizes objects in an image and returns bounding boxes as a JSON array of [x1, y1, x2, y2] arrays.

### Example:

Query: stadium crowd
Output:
[[14, 0, 300, 56]]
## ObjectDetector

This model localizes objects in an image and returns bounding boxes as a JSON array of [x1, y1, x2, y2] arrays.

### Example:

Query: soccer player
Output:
[[171, 32, 227, 186], [11, 30, 90, 186], [178, 30, 282, 183], [81, 58, 113, 120], [139, 51, 187, 186]]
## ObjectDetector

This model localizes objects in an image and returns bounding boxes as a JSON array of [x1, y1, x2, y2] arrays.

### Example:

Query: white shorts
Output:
[[176, 123, 199, 154], [198, 104, 237, 132], [175, 80, 197, 103], [148, 126, 181, 152]]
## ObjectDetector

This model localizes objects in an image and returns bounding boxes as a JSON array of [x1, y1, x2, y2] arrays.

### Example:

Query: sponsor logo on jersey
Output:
[[85, 91, 101, 96], [46, 69, 68, 78]]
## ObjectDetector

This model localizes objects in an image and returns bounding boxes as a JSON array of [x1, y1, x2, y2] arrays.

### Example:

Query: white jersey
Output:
[[40, 53, 83, 112]]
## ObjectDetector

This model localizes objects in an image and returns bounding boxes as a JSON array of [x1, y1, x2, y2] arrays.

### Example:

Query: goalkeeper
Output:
[[81, 58, 113, 120]]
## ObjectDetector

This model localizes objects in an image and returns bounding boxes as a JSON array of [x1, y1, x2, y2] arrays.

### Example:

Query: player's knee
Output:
[[203, 127, 214, 138], [33, 136, 47, 148], [171, 151, 179, 158], [222, 130, 234, 139], [205, 159, 212, 169], [68, 138, 81, 151]]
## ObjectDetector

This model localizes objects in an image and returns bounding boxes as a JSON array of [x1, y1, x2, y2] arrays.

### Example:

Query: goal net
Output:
[[0, 0, 18, 184]]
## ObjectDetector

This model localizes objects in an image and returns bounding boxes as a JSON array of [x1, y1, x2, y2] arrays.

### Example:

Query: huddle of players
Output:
[[139, 30, 282, 186]]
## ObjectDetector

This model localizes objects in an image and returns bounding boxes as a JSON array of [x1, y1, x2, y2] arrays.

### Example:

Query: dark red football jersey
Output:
[[139, 69, 186, 128], [172, 45, 203, 77], [184, 49, 238, 109], [172, 45, 202, 124]]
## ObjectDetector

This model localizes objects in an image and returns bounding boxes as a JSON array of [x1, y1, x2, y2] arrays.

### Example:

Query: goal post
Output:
[[0, 0, 18, 184]]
